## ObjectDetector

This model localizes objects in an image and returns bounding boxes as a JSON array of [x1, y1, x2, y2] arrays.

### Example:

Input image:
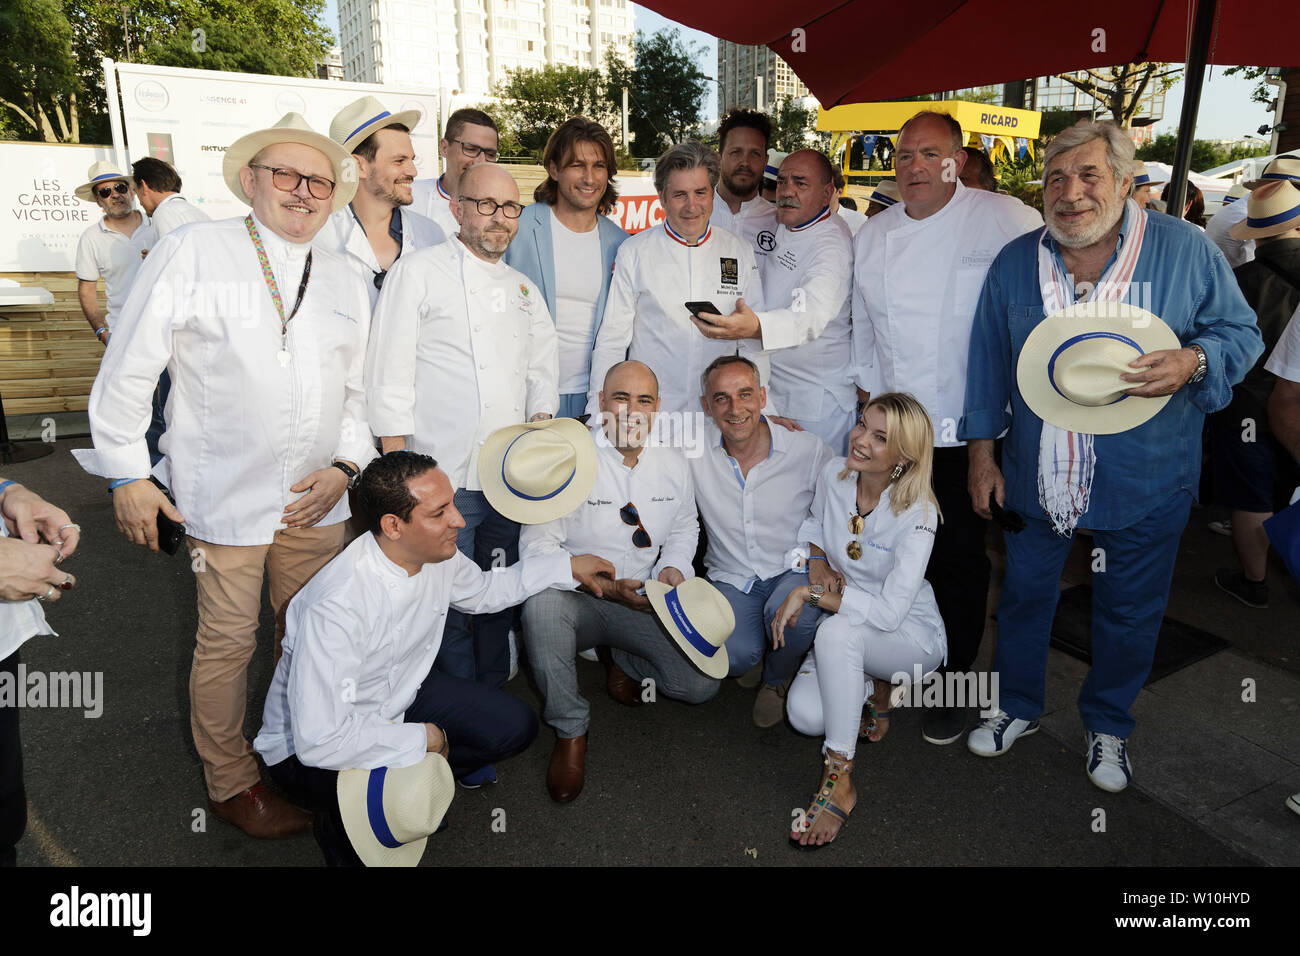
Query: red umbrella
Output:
[[638, 0, 1299, 209]]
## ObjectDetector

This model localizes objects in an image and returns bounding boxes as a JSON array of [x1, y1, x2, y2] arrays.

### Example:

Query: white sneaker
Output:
[[1085, 731, 1133, 792], [1207, 518, 1232, 536], [1286, 792, 1300, 817], [967, 709, 1039, 757], [508, 629, 519, 681], [577, 647, 600, 662]]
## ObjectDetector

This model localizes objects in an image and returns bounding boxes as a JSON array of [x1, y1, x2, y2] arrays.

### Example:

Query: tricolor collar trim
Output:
[[436, 177, 451, 200], [664, 220, 711, 247], [789, 205, 834, 232]]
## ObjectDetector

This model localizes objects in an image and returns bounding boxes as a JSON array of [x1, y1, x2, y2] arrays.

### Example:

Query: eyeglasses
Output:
[[96, 182, 129, 199], [458, 196, 523, 219], [248, 163, 336, 200], [620, 502, 652, 549], [450, 139, 499, 161]]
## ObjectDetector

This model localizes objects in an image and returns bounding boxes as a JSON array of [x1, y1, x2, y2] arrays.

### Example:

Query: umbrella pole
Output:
[[1166, 0, 1218, 216]]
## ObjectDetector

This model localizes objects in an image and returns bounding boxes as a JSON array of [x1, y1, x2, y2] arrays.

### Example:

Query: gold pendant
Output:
[[849, 514, 864, 535], [846, 540, 862, 561]]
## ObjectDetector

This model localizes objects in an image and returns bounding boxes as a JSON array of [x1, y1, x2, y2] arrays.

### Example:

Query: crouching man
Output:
[[254, 451, 612, 864]]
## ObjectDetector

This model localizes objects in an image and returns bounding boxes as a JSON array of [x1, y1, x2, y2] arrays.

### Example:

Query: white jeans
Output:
[[787, 614, 945, 759]]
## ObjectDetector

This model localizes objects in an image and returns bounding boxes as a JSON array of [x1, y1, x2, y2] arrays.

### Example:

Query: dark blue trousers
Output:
[[995, 490, 1192, 738]]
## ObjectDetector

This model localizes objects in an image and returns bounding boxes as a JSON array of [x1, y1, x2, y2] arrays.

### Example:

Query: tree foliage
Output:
[[1053, 63, 1182, 128], [769, 96, 818, 153], [1136, 132, 1269, 172], [2, 0, 333, 144], [604, 29, 709, 156], [492, 64, 617, 153]]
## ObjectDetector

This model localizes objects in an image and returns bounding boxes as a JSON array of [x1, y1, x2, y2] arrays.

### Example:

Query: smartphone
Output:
[[685, 300, 722, 319], [150, 477, 187, 555]]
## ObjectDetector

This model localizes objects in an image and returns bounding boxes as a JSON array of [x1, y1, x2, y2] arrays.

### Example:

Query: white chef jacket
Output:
[[72, 213, 376, 546], [74, 214, 157, 330], [0, 521, 57, 662], [150, 194, 210, 238], [690, 418, 833, 592], [255, 531, 574, 771], [837, 204, 869, 237], [410, 176, 460, 241], [316, 204, 446, 309], [712, 190, 778, 267], [520, 425, 698, 584], [799, 459, 946, 658], [1205, 198, 1254, 268], [365, 237, 559, 491], [585, 221, 767, 418], [851, 181, 1041, 445], [756, 209, 856, 421]]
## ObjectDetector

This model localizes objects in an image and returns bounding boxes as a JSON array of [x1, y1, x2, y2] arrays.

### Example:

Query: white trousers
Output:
[[787, 614, 945, 759]]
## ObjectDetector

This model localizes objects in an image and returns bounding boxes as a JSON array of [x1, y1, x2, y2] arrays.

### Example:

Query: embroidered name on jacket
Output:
[[719, 257, 739, 286]]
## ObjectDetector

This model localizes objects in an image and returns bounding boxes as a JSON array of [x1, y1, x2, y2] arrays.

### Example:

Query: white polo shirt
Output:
[[365, 237, 559, 491], [520, 425, 698, 584], [690, 419, 833, 592], [150, 194, 210, 237], [74, 213, 157, 330]]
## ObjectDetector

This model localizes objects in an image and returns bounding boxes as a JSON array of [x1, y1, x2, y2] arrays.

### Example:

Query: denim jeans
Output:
[[712, 569, 823, 683]]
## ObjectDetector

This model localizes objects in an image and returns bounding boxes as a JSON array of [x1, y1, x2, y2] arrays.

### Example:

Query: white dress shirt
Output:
[[586, 221, 767, 417], [365, 237, 559, 491], [520, 426, 698, 583], [1205, 198, 1254, 268], [150, 194, 210, 237], [712, 190, 778, 267], [316, 204, 446, 309], [757, 209, 856, 421], [799, 460, 945, 657], [0, 522, 57, 662], [72, 213, 375, 545], [74, 214, 157, 330], [852, 181, 1042, 445], [255, 532, 574, 771], [690, 419, 833, 592], [1265, 301, 1300, 382], [410, 176, 461, 241]]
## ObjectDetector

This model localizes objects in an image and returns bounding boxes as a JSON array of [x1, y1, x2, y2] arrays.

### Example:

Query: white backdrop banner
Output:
[[0, 143, 120, 271], [114, 61, 444, 225]]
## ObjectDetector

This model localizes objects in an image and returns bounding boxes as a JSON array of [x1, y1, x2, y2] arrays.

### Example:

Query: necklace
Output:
[[848, 479, 879, 561], [245, 215, 312, 366]]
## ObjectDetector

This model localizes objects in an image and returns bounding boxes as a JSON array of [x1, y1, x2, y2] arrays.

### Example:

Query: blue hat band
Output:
[[664, 587, 718, 658], [1245, 199, 1300, 229], [365, 767, 403, 849], [1047, 331, 1141, 405], [501, 431, 575, 501], [346, 110, 392, 144]]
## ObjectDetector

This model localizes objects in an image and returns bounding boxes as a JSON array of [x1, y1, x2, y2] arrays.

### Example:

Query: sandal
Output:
[[789, 750, 856, 851], [859, 695, 893, 743]]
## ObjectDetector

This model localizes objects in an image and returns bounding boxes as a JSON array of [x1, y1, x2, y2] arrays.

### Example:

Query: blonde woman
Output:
[[771, 393, 947, 850]]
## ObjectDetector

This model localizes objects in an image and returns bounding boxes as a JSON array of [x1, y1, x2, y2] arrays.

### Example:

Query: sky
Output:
[[322, 1, 1276, 142]]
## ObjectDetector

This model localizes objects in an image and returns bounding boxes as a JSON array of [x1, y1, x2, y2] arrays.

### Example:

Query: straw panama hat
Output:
[[1244, 155, 1300, 190], [1131, 161, 1167, 188], [336, 753, 455, 867], [1230, 180, 1300, 240], [867, 179, 901, 208], [1017, 302, 1182, 435], [74, 161, 131, 202], [644, 577, 735, 679], [222, 112, 358, 212], [330, 95, 423, 155], [478, 418, 598, 525], [764, 149, 789, 184], [1220, 182, 1248, 204]]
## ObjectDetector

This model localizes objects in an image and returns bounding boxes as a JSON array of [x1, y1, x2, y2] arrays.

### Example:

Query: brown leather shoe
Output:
[[597, 646, 643, 707], [547, 734, 588, 803], [209, 784, 311, 839]]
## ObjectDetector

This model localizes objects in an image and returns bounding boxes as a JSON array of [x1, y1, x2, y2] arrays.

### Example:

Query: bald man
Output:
[[520, 359, 713, 803], [366, 162, 559, 785]]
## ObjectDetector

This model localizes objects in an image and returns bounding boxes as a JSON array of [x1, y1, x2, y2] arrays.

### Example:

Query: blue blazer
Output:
[[505, 201, 629, 341]]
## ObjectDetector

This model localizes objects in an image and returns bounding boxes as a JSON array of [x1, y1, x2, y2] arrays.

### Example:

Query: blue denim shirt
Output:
[[959, 204, 1263, 530]]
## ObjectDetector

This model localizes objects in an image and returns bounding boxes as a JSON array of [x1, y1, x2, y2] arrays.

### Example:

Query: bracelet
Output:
[[0, 480, 16, 496], [108, 477, 142, 491], [94, 327, 109, 339], [807, 554, 828, 563]]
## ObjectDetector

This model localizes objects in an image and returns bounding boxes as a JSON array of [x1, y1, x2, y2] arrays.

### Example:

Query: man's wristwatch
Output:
[[331, 460, 360, 490], [808, 584, 825, 609], [1188, 344, 1208, 385]]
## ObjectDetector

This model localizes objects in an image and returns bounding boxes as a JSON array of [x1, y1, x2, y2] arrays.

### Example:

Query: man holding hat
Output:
[[961, 120, 1261, 791], [852, 110, 1042, 747], [317, 96, 445, 308], [1208, 179, 1300, 608], [73, 113, 375, 838], [74, 161, 157, 348], [519, 360, 720, 803], [366, 163, 559, 779], [255, 451, 613, 864]]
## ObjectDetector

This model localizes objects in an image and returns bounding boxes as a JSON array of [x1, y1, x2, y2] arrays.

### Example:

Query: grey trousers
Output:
[[521, 588, 721, 738]]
